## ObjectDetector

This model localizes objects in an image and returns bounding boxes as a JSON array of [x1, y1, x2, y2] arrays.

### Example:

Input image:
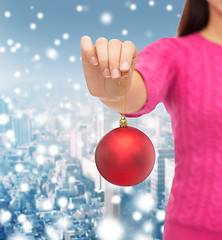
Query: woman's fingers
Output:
[[80, 35, 98, 65], [95, 37, 111, 78], [108, 39, 123, 79]]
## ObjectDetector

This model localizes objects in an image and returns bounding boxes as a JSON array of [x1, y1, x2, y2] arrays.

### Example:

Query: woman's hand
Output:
[[80, 36, 138, 101]]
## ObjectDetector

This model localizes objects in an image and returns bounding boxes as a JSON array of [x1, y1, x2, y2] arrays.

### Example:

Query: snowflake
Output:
[[4, 11, 11, 18], [69, 56, 76, 62], [7, 39, 14, 46], [148, 0, 155, 7], [76, 5, 83, 12], [54, 39, 61, 46], [37, 12, 44, 19], [0, 47, 6, 53], [166, 4, 173, 11], [45, 47, 59, 60], [122, 29, 128, 36], [62, 33, 69, 40], [130, 4, 137, 11], [30, 23, 37, 30], [100, 12, 113, 25]]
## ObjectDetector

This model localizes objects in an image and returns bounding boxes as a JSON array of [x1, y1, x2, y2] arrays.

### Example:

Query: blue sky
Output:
[[0, 0, 185, 96]]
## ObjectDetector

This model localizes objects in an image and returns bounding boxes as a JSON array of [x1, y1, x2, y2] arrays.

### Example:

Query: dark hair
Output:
[[176, 0, 209, 37]]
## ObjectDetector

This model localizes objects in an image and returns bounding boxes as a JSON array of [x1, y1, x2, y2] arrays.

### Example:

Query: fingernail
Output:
[[121, 61, 129, 70], [112, 69, 121, 78], [91, 56, 98, 65], [104, 68, 111, 78]]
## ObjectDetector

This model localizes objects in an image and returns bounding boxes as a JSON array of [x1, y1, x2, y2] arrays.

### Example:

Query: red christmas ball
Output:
[[95, 126, 155, 187]]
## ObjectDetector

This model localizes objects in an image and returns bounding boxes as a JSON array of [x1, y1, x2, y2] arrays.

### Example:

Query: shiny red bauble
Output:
[[95, 126, 155, 187]]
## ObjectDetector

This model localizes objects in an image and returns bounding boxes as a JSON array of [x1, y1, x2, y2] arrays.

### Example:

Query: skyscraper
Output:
[[11, 113, 32, 146], [0, 97, 11, 134]]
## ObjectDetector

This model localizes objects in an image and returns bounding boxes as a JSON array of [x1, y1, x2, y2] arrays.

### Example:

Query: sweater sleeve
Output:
[[118, 37, 177, 118]]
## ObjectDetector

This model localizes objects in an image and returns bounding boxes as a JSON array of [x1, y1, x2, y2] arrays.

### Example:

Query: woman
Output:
[[80, 0, 222, 239]]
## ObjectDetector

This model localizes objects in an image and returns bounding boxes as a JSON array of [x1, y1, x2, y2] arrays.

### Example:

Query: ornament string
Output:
[[118, 71, 128, 119], [118, 71, 129, 128]]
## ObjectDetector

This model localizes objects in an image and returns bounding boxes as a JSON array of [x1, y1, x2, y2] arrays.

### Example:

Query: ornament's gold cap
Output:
[[119, 117, 128, 127]]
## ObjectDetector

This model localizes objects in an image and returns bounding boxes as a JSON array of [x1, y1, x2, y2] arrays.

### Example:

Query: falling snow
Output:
[[37, 12, 44, 19], [69, 56, 76, 62], [133, 211, 142, 221], [58, 197, 68, 208], [0, 47, 6, 53], [97, 218, 124, 240], [54, 39, 61, 46], [20, 183, 29, 192], [143, 221, 153, 233], [10, 47, 16, 53], [23, 221, 32, 233], [48, 144, 59, 156], [32, 54, 41, 61], [62, 33, 69, 40], [46, 82, 53, 89], [76, 5, 83, 12], [73, 83, 80, 90], [122, 29, 128, 36], [14, 87, 21, 94], [166, 4, 173, 11], [36, 155, 45, 165], [45, 47, 59, 60], [0, 114, 10, 125], [15, 42, 22, 48], [30, 23, 37, 30], [7, 39, 14, 46], [42, 199, 53, 211], [15, 163, 24, 172], [100, 12, 112, 25], [149, 0, 155, 7], [4, 11, 11, 18], [130, 4, 137, 11], [18, 214, 26, 223], [6, 129, 15, 139], [0, 210, 12, 224]]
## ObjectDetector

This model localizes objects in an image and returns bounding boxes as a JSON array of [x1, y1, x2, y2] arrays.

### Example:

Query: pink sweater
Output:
[[118, 32, 222, 239]]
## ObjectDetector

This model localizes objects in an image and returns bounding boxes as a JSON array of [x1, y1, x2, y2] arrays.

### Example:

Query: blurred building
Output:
[[11, 113, 32, 146]]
